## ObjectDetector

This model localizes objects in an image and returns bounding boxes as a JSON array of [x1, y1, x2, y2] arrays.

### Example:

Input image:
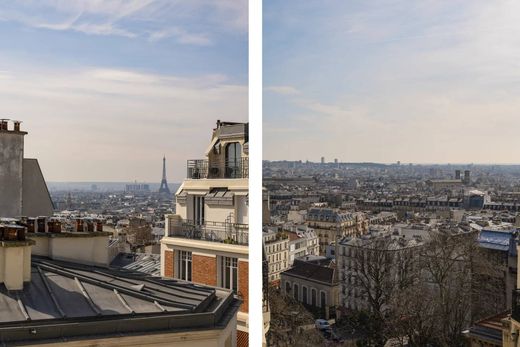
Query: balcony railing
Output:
[[168, 219, 248, 245], [187, 158, 248, 179]]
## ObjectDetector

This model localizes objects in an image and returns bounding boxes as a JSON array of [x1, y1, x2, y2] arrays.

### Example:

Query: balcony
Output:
[[187, 158, 248, 179], [168, 219, 248, 245]]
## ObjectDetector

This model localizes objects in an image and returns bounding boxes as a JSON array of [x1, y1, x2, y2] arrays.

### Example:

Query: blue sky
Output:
[[264, 0, 520, 164], [0, 0, 248, 182]]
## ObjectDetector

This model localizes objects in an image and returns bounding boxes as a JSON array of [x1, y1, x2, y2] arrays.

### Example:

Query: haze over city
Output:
[[0, 0, 248, 182], [264, 0, 520, 164]]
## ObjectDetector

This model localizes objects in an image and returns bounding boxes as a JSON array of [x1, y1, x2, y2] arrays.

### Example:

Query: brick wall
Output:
[[237, 330, 248, 347], [192, 254, 217, 286], [164, 250, 174, 278], [238, 260, 248, 313]]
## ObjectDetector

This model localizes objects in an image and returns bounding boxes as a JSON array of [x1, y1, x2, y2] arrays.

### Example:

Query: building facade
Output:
[[280, 257, 340, 319], [161, 121, 249, 346], [306, 208, 369, 255], [263, 227, 289, 284]]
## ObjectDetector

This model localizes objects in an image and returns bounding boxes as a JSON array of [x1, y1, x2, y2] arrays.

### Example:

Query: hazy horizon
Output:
[[263, 159, 520, 166], [264, 1, 520, 163], [0, 1, 248, 182]]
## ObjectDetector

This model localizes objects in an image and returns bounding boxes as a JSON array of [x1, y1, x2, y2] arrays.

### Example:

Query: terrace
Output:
[[168, 219, 248, 245]]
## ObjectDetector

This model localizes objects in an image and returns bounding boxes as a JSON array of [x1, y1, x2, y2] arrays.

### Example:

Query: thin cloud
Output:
[[0, 0, 246, 44], [264, 0, 520, 163], [265, 85, 300, 95], [0, 65, 247, 181], [148, 27, 211, 45]]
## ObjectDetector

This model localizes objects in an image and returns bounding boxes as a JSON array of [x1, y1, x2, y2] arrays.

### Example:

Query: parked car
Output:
[[315, 319, 331, 331]]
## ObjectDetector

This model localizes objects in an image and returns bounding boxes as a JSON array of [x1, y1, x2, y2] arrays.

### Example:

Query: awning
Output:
[[205, 188, 234, 206]]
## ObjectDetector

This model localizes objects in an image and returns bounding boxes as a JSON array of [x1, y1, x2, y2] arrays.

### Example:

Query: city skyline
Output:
[[264, 0, 520, 164], [0, 0, 248, 182]]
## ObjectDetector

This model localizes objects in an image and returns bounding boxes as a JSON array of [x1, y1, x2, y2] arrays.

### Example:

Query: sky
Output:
[[0, 0, 248, 182], [264, 0, 520, 164]]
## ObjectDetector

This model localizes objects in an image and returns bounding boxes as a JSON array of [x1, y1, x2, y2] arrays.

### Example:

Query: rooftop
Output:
[[110, 252, 161, 276], [0, 256, 239, 345]]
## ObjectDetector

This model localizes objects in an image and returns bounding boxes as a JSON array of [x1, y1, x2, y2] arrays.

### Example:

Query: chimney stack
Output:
[[0, 220, 34, 290], [0, 119, 8, 131], [13, 120, 21, 132]]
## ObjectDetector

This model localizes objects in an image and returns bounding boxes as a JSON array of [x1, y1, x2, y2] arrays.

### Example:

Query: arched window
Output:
[[320, 291, 327, 308], [225, 142, 242, 178], [293, 284, 299, 301], [311, 289, 317, 306], [302, 286, 308, 305], [285, 281, 291, 294]]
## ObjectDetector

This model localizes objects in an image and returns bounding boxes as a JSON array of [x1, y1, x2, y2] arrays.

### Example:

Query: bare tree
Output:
[[346, 231, 501, 346], [390, 232, 501, 346], [348, 237, 421, 345]]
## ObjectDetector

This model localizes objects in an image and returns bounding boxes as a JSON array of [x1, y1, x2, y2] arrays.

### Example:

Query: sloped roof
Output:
[[478, 229, 517, 255], [282, 259, 338, 285], [110, 252, 161, 276], [0, 256, 239, 345]]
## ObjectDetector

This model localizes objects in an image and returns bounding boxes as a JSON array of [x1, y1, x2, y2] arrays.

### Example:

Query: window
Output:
[[225, 142, 242, 178], [221, 256, 238, 293], [311, 289, 317, 306], [285, 281, 291, 294], [193, 196, 205, 225], [320, 291, 327, 308], [293, 284, 299, 301], [302, 286, 308, 305], [179, 251, 192, 281]]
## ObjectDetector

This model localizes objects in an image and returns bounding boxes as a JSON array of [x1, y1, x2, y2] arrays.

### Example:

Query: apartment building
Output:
[[337, 230, 423, 311], [285, 224, 319, 265], [161, 121, 249, 346], [263, 227, 289, 284], [306, 208, 369, 255]]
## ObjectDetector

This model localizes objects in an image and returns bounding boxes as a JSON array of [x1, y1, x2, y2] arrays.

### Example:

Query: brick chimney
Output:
[[0, 221, 34, 290]]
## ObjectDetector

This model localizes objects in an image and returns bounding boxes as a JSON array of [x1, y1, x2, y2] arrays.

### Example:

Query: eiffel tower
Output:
[[158, 156, 171, 195]]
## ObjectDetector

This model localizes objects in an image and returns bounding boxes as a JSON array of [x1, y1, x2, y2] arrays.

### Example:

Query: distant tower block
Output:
[[321, 157, 325, 164], [158, 156, 171, 195], [463, 170, 470, 185], [455, 170, 461, 180]]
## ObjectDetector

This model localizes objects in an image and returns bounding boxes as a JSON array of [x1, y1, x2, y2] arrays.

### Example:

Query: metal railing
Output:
[[168, 219, 248, 245], [187, 158, 248, 179]]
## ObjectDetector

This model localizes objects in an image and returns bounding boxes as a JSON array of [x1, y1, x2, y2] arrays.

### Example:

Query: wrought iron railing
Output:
[[168, 219, 248, 245], [187, 158, 248, 179]]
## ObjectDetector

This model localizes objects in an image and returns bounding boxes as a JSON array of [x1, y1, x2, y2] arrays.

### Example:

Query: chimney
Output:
[[0, 119, 8, 131], [86, 219, 94, 232], [47, 218, 61, 233], [37, 217, 47, 233], [13, 120, 21, 132], [26, 218, 36, 233], [76, 218, 84, 232], [0, 221, 34, 290]]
